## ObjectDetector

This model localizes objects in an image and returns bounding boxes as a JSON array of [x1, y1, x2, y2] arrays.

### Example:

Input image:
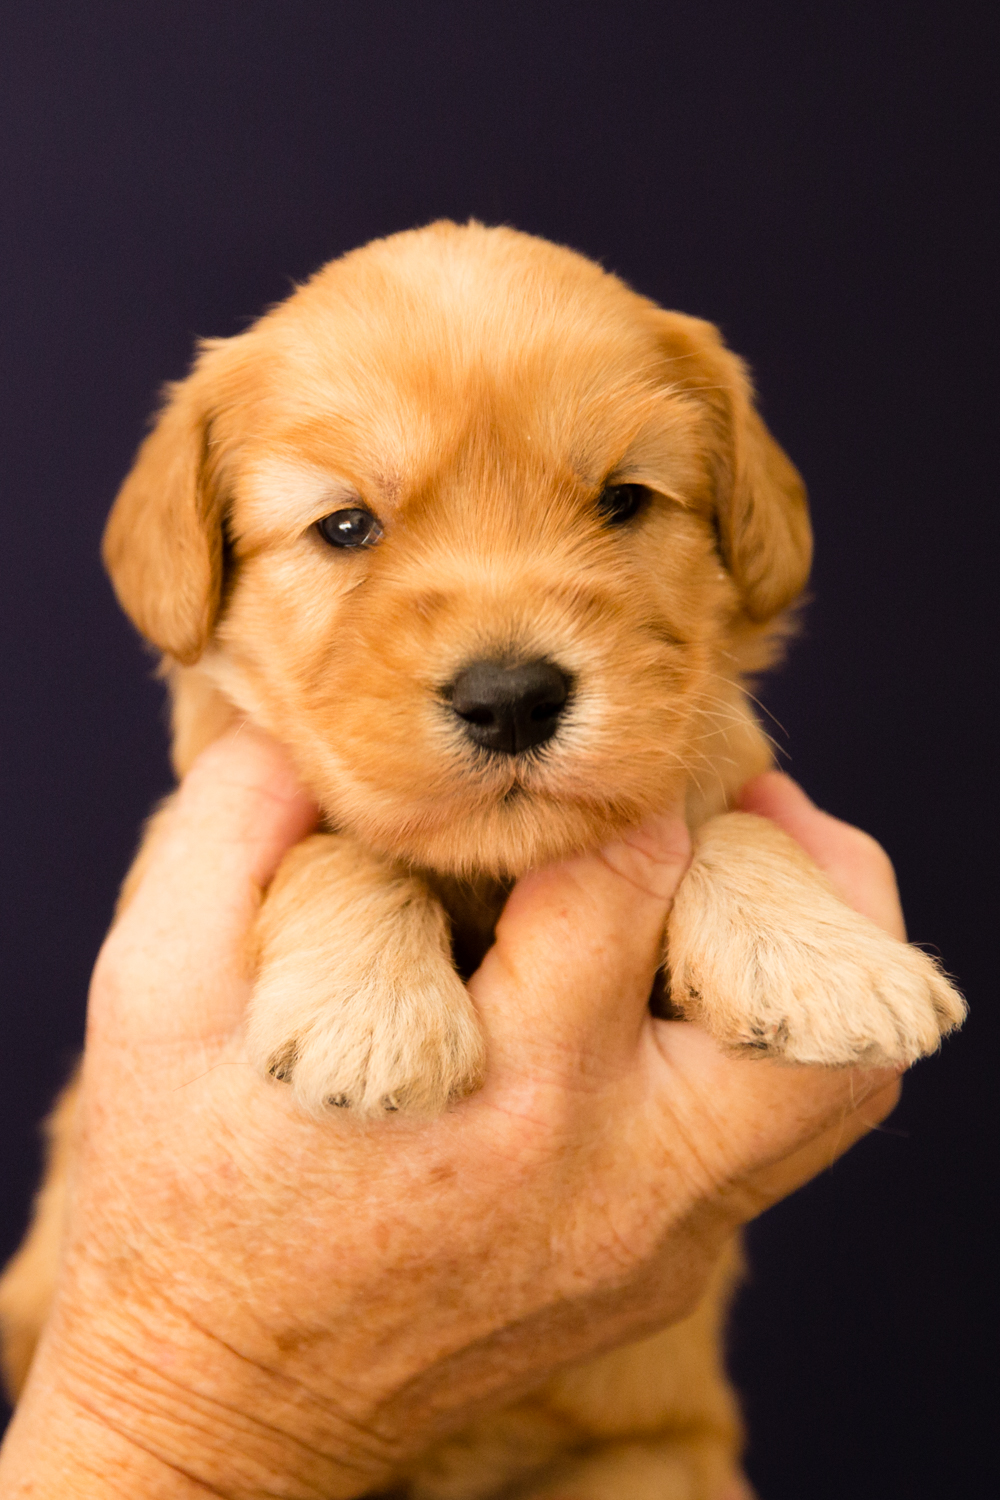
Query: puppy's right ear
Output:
[[102, 342, 231, 665]]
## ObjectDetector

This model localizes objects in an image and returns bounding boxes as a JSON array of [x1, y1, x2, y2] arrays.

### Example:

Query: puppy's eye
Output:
[[596, 483, 648, 526], [316, 507, 383, 550]]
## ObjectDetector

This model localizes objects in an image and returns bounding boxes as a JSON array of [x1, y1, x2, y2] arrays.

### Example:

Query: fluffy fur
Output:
[[0, 222, 964, 1496]]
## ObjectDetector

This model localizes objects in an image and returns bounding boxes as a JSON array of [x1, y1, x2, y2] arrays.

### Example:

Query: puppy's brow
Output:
[[236, 456, 366, 539], [371, 470, 403, 502]]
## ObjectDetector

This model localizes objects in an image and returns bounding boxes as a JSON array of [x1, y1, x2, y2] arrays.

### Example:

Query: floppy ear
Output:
[[654, 311, 812, 622], [102, 343, 230, 665]]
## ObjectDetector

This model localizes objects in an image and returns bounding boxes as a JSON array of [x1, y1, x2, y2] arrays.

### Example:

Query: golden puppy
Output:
[[0, 222, 963, 1497]]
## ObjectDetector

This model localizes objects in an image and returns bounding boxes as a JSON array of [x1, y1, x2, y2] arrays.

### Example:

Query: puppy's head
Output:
[[104, 222, 810, 875]]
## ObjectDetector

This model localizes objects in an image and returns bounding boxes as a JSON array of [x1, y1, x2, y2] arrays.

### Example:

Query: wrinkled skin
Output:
[[0, 731, 901, 1498]]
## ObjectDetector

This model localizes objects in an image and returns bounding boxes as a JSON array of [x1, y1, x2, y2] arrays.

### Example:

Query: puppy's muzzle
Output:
[[446, 659, 571, 755]]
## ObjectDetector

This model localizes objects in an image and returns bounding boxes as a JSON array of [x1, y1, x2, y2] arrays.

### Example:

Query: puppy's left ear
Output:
[[102, 338, 234, 665], [653, 311, 812, 622]]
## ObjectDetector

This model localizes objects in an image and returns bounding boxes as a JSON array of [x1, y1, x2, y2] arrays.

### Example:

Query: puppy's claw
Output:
[[743, 1017, 790, 1052], [268, 1043, 299, 1083]]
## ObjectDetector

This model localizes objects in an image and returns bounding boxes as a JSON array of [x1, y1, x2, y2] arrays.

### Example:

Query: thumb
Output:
[[89, 727, 317, 1048], [471, 810, 691, 1082]]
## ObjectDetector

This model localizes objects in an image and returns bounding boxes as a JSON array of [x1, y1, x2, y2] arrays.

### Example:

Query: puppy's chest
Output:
[[424, 872, 512, 979]]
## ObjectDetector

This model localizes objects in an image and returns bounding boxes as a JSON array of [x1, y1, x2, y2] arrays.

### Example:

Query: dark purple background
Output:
[[1, 3, 996, 1493]]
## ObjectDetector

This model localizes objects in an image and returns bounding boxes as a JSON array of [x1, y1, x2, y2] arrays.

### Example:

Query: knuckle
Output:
[[601, 819, 692, 902]]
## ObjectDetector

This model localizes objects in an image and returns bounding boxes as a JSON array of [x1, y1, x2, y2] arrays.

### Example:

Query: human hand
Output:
[[0, 738, 902, 1498]]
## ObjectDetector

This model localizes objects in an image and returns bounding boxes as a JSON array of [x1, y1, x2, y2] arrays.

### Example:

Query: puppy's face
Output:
[[104, 223, 810, 875]]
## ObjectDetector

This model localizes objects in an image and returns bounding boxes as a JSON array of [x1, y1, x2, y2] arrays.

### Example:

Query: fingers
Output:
[[89, 727, 318, 1047], [471, 811, 691, 1080], [737, 1077, 901, 1213], [649, 1020, 902, 1206], [737, 772, 906, 938]]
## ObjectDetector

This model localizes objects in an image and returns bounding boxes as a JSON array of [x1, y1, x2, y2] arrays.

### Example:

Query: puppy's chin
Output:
[[313, 764, 678, 878]]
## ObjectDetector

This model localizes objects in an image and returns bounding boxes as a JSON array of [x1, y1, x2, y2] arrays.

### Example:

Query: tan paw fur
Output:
[[667, 812, 966, 1067], [246, 834, 485, 1118]]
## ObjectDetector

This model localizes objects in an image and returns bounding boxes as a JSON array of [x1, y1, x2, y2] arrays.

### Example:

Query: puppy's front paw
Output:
[[668, 813, 965, 1068], [245, 836, 485, 1118], [248, 951, 485, 1118]]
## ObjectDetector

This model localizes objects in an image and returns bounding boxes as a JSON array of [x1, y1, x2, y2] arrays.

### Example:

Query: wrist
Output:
[[0, 1304, 397, 1500], [0, 1376, 214, 1498]]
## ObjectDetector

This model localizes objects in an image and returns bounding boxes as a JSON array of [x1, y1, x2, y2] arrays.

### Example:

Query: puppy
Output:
[[0, 222, 964, 1497]]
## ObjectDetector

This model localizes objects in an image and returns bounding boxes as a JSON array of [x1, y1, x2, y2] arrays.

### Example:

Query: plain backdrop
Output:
[[1, 3, 996, 1494]]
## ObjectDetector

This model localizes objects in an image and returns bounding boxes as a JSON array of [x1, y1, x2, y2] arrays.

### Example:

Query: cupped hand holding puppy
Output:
[[0, 731, 901, 1499]]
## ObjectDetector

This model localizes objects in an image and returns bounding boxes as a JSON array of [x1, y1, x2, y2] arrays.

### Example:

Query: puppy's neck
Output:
[[423, 871, 512, 979]]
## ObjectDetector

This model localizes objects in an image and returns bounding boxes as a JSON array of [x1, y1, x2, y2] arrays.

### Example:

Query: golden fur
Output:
[[0, 222, 963, 1496]]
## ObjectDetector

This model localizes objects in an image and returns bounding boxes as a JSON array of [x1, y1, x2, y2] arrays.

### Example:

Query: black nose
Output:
[[447, 659, 571, 755]]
